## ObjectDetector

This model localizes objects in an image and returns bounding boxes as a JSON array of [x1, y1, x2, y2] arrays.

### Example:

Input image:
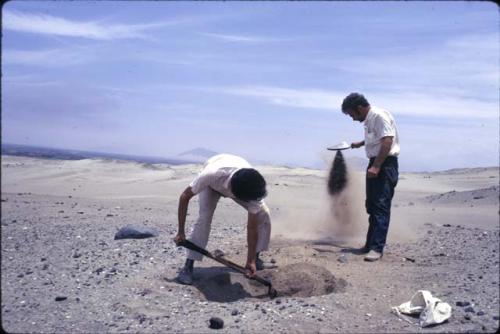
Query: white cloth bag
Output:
[[391, 290, 452, 327]]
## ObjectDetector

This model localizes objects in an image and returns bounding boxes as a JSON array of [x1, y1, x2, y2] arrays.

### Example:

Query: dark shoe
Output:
[[364, 250, 383, 262], [176, 266, 193, 285], [256, 257, 264, 271]]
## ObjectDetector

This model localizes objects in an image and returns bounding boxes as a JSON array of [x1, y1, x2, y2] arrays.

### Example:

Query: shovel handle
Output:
[[177, 239, 211, 257]]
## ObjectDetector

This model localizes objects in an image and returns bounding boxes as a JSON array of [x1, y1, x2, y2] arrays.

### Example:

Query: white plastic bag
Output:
[[391, 290, 452, 327]]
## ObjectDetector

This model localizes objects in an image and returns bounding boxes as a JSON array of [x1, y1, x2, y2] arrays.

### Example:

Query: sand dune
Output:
[[424, 186, 499, 206]]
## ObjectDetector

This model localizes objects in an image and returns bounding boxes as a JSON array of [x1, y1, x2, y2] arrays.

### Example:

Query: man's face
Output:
[[344, 107, 365, 122]]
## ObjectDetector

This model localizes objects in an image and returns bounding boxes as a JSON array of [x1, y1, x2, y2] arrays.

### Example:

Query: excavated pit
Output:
[[192, 262, 347, 302]]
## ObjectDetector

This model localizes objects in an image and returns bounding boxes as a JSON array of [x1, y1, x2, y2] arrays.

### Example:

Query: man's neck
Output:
[[361, 106, 371, 122]]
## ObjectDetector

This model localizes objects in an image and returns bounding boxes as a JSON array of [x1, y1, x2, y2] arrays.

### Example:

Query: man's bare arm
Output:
[[351, 140, 365, 148], [245, 212, 259, 277], [367, 136, 393, 178], [174, 187, 195, 244]]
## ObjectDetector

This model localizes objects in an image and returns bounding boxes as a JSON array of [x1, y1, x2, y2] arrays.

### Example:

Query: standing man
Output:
[[341, 93, 400, 262], [173, 154, 271, 284]]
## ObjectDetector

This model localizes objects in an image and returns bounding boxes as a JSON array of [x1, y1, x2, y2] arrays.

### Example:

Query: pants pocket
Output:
[[383, 166, 398, 187]]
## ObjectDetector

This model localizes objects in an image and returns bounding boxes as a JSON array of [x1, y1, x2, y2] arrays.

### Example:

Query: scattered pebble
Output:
[[114, 225, 159, 240], [209, 317, 224, 329]]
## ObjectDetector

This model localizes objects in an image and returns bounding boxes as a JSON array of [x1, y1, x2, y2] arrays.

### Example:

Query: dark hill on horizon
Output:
[[1, 143, 195, 165]]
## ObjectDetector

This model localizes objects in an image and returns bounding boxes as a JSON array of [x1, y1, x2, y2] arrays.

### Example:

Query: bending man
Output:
[[174, 154, 271, 284]]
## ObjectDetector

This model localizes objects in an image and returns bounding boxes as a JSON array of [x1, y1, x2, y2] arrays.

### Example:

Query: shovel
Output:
[[177, 239, 278, 298], [327, 141, 351, 151]]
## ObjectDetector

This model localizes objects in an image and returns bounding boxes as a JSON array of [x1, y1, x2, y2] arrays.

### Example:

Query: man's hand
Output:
[[245, 260, 257, 278], [176, 187, 195, 246], [368, 136, 393, 179], [367, 166, 380, 178], [351, 141, 364, 149], [173, 232, 186, 245]]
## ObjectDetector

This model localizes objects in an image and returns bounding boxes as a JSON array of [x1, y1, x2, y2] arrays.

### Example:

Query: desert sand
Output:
[[1, 155, 499, 333]]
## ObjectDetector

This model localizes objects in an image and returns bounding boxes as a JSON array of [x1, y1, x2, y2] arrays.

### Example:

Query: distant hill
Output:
[[177, 147, 219, 162], [1, 143, 196, 165]]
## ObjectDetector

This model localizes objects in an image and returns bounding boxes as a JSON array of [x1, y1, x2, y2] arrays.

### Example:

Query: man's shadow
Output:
[[167, 266, 269, 303], [311, 238, 366, 255]]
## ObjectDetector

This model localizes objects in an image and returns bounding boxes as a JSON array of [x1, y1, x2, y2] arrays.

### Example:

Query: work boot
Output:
[[364, 250, 383, 262], [256, 257, 265, 271], [176, 259, 194, 285]]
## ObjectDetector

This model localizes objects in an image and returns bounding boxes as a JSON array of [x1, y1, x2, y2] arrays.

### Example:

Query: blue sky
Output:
[[2, 1, 498, 171]]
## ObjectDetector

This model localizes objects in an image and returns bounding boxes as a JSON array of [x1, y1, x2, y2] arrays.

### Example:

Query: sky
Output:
[[2, 0, 498, 171]]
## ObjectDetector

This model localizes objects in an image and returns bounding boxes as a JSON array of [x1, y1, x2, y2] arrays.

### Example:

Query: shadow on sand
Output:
[[167, 266, 269, 303], [310, 238, 368, 255]]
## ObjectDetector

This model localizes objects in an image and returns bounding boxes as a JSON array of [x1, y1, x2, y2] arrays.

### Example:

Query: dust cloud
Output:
[[271, 157, 367, 244]]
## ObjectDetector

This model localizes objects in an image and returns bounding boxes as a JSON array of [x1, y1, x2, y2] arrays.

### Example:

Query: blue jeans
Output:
[[365, 156, 398, 253]]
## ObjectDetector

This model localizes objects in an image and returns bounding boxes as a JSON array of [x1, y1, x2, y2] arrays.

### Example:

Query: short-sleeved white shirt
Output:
[[189, 154, 267, 214], [363, 106, 400, 159]]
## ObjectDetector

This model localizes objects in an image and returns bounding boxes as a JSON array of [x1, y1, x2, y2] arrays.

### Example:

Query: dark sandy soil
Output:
[[1, 157, 499, 333]]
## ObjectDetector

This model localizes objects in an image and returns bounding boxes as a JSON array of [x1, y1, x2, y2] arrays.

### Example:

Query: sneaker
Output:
[[175, 266, 193, 285], [342, 246, 370, 255], [364, 250, 383, 262]]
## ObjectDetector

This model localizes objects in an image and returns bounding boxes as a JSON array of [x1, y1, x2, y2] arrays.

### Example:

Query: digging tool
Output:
[[177, 239, 278, 298]]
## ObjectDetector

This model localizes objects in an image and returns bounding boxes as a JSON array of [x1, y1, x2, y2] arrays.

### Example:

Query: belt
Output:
[[369, 156, 398, 166]]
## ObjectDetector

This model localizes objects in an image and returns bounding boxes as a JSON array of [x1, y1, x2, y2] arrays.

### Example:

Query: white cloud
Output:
[[321, 32, 499, 92], [207, 85, 498, 119], [370, 91, 497, 120], [3, 10, 179, 40], [216, 86, 343, 109], [3, 48, 94, 67], [200, 32, 291, 43]]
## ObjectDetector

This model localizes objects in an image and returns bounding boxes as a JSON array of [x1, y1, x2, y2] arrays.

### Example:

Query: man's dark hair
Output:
[[341, 93, 370, 113], [230, 168, 267, 201]]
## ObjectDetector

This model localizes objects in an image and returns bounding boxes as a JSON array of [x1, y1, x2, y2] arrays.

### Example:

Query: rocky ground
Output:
[[1, 157, 499, 333]]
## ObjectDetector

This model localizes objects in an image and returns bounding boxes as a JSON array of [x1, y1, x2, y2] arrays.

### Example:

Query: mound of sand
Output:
[[423, 186, 499, 205]]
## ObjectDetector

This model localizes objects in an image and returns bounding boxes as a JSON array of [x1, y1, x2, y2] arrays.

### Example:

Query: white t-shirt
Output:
[[189, 154, 267, 214], [363, 106, 400, 159]]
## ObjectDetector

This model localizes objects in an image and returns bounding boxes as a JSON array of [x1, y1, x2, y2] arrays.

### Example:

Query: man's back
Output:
[[202, 154, 252, 171]]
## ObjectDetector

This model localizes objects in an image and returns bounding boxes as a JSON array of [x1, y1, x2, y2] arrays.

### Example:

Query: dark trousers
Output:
[[365, 156, 398, 253]]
